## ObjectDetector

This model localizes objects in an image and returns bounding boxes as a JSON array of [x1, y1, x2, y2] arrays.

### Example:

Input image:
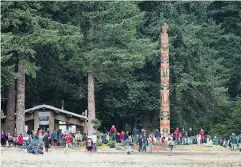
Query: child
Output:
[[65, 133, 72, 148], [167, 138, 174, 156], [43, 133, 50, 152], [142, 136, 148, 152], [138, 135, 143, 152], [86, 137, 93, 152], [126, 136, 132, 154], [7, 133, 14, 147], [52, 130, 58, 146], [18, 134, 24, 146]]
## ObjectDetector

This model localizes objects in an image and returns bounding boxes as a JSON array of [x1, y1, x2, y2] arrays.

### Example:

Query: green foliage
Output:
[[211, 99, 241, 139], [91, 119, 101, 130], [107, 139, 116, 146], [1, 1, 241, 139], [97, 140, 102, 146]]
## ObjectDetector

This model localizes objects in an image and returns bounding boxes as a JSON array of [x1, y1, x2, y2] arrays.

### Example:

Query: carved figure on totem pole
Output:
[[160, 118, 170, 134], [161, 89, 169, 104], [160, 113, 170, 120], [161, 61, 169, 77], [161, 49, 169, 61], [161, 24, 168, 48], [160, 23, 170, 135], [161, 77, 169, 88]]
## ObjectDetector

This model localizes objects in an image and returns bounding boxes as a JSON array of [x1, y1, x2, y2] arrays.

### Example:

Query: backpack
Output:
[[53, 132, 58, 139]]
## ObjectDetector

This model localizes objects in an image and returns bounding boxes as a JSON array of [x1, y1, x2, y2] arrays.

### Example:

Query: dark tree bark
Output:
[[4, 84, 16, 135], [87, 72, 95, 135], [16, 58, 26, 135]]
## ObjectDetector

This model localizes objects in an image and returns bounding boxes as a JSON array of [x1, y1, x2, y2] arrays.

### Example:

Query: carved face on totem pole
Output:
[[160, 113, 170, 120], [161, 36, 168, 48], [161, 49, 169, 61], [161, 61, 169, 77], [161, 78, 169, 88], [160, 118, 170, 134]]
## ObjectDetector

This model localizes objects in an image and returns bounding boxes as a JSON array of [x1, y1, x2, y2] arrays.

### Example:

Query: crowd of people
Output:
[[1, 125, 241, 155]]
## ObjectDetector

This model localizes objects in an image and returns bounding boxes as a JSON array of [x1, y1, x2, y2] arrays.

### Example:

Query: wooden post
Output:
[[84, 109, 88, 135], [160, 24, 170, 136], [33, 110, 39, 130], [49, 111, 55, 131]]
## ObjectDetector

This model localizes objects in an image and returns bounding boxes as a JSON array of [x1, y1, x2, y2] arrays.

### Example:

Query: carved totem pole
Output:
[[160, 24, 170, 135]]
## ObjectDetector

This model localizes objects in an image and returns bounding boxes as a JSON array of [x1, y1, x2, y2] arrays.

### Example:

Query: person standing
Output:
[[92, 133, 97, 152], [155, 129, 161, 144], [65, 132, 72, 148], [38, 130, 44, 145], [174, 128, 180, 144], [52, 130, 58, 146], [148, 134, 154, 153], [17, 134, 24, 147], [200, 129, 205, 144], [43, 133, 50, 152], [238, 134, 241, 152], [167, 138, 174, 156], [126, 136, 132, 154], [181, 128, 188, 145], [231, 133, 237, 151], [142, 134, 148, 152], [132, 127, 139, 144], [187, 128, 193, 145], [1, 131, 6, 146], [120, 131, 125, 147], [138, 135, 143, 152], [75, 131, 82, 151], [109, 125, 117, 141]]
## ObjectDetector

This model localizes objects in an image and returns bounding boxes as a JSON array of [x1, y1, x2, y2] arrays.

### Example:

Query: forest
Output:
[[1, 1, 241, 138]]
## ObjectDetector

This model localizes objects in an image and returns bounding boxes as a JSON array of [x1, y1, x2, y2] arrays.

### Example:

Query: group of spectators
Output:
[[1, 131, 24, 147], [1, 126, 241, 154]]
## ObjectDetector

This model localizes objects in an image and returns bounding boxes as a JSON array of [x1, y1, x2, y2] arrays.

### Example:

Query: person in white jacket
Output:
[[92, 133, 97, 152]]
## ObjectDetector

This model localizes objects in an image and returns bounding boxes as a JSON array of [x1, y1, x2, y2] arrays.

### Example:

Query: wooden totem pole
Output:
[[160, 24, 170, 135]]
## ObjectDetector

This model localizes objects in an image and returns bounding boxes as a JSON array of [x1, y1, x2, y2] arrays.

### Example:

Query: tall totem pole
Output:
[[160, 24, 170, 135]]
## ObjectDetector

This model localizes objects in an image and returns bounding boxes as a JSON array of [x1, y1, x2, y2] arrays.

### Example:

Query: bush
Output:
[[107, 140, 115, 146], [79, 142, 85, 147], [97, 140, 102, 146]]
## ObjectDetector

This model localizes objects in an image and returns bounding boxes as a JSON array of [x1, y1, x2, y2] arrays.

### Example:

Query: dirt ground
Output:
[[1, 147, 241, 167]]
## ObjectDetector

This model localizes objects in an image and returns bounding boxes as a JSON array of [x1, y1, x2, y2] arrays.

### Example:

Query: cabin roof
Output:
[[2, 104, 87, 120]]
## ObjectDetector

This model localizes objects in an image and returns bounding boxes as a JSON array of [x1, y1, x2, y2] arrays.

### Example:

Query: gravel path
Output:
[[1, 147, 241, 167]]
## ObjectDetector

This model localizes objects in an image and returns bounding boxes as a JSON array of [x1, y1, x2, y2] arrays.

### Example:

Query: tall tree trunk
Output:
[[87, 72, 95, 135], [16, 58, 25, 136], [4, 84, 16, 135]]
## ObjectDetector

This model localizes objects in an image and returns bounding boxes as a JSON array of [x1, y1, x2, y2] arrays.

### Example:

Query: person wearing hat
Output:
[[86, 136, 93, 152], [231, 133, 237, 151]]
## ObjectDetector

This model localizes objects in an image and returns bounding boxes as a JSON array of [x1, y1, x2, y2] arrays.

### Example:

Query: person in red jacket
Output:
[[86, 137, 93, 152], [120, 131, 125, 147], [65, 133, 72, 148], [110, 125, 117, 141], [18, 134, 24, 146], [200, 129, 205, 143], [174, 128, 180, 144]]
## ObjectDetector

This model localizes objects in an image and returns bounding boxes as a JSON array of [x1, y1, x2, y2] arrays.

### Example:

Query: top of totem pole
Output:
[[162, 23, 168, 33]]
